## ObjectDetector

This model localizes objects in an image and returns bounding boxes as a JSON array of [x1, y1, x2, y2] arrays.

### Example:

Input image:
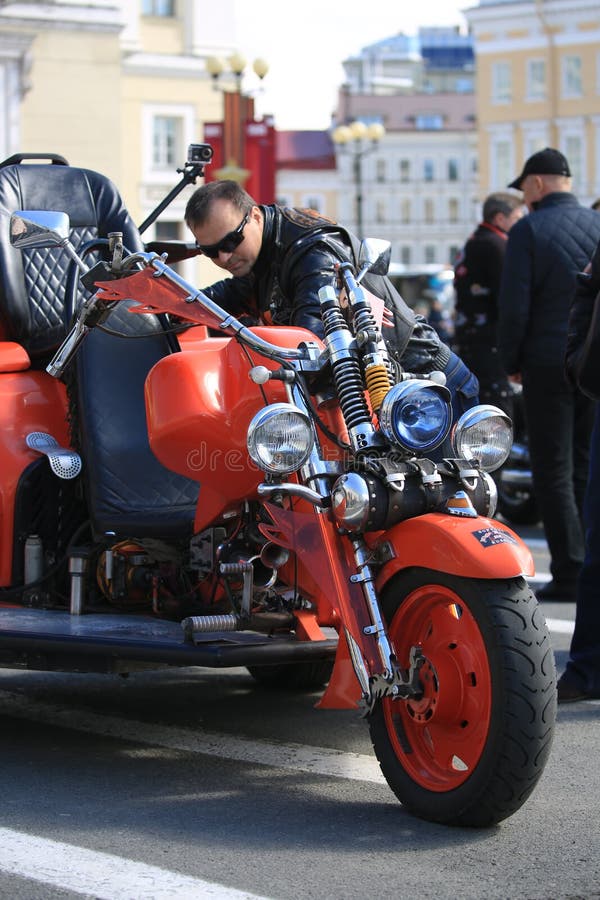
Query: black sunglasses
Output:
[[195, 212, 250, 259]]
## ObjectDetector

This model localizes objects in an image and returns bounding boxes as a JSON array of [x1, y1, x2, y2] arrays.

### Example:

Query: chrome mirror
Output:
[[357, 238, 392, 281], [10, 210, 70, 250]]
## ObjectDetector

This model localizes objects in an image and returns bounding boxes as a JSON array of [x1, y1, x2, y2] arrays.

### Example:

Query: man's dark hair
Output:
[[185, 180, 256, 228], [482, 192, 522, 224]]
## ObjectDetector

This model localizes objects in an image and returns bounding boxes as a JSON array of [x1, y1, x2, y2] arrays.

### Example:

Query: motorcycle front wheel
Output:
[[368, 569, 556, 827]]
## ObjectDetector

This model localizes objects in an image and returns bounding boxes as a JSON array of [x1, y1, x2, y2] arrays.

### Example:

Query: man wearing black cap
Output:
[[498, 148, 600, 603]]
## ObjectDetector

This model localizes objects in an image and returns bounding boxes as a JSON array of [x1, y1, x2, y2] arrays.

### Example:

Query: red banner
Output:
[[203, 117, 275, 205]]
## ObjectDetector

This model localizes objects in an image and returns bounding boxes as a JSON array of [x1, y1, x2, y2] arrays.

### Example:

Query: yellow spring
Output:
[[365, 363, 391, 412]]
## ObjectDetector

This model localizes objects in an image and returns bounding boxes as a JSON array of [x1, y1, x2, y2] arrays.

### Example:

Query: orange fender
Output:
[[375, 513, 534, 591], [0, 366, 69, 585]]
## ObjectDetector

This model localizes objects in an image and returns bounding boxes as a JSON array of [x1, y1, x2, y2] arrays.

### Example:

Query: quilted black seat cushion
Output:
[[75, 302, 200, 539], [0, 161, 198, 538], [0, 162, 142, 356]]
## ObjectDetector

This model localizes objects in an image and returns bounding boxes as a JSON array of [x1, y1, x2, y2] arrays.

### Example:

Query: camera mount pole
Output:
[[138, 159, 208, 236]]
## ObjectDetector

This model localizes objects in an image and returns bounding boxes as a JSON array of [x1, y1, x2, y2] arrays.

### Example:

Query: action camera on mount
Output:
[[187, 143, 213, 165]]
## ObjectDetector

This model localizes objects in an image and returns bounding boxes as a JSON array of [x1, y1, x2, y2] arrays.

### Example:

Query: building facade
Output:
[[275, 130, 338, 218], [0, 0, 238, 269], [465, 0, 600, 202], [334, 27, 479, 267]]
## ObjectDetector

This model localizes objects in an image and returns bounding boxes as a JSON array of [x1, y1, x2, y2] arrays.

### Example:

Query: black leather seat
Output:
[[0, 160, 199, 539]]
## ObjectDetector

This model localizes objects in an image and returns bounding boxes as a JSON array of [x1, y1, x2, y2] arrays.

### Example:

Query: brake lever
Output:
[[46, 293, 108, 378]]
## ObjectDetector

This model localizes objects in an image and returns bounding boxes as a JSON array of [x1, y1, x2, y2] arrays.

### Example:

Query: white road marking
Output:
[[525, 538, 549, 550], [545, 617, 575, 635], [0, 826, 269, 899], [0, 689, 387, 785], [529, 572, 551, 584], [0, 601, 575, 898]]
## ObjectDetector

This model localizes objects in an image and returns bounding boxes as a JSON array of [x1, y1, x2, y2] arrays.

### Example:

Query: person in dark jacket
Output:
[[498, 148, 600, 602], [453, 191, 524, 416], [184, 180, 479, 425], [557, 240, 600, 701]]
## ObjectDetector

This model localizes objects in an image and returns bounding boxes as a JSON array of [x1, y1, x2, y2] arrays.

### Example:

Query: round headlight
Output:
[[379, 381, 452, 454], [452, 405, 513, 472], [247, 403, 313, 474]]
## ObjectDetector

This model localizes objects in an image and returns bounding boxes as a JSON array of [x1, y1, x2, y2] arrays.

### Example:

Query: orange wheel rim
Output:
[[383, 583, 492, 791]]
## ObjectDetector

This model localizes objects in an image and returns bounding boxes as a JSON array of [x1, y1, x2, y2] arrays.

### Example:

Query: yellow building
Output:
[[465, 0, 600, 203], [0, 0, 236, 253]]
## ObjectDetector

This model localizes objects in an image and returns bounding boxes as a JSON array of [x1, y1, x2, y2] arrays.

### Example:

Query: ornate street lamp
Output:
[[332, 120, 386, 238], [205, 52, 269, 184]]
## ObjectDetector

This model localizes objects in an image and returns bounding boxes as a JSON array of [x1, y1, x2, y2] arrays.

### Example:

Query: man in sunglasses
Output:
[[184, 180, 479, 421]]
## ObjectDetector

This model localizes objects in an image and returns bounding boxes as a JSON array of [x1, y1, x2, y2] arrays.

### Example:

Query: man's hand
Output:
[[382, 305, 394, 328]]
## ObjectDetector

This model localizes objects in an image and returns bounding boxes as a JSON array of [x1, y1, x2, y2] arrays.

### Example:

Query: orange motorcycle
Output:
[[0, 156, 555, 827]]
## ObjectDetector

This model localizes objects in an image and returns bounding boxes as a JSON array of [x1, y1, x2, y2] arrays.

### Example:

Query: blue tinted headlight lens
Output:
[[379, 381, 452, 453]]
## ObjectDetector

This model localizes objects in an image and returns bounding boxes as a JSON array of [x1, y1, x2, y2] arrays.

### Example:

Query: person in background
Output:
[[558, 238, 600, 701], [498, 148, 600, 603], [184, 180, 479, 428], [453, 192, 524, 417]]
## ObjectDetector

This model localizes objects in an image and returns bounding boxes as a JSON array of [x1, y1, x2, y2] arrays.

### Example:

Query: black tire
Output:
[[247, 659, 333, 690], [368, 569, 556, 827], [496, 479, 540, 526]]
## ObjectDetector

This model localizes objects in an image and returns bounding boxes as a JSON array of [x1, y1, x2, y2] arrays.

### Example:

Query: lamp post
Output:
[[332, 121, 385, 239], [205, 52, 269, 185]]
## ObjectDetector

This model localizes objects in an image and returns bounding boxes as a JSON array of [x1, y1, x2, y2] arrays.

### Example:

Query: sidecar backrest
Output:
[[0, 159, 199, 538], [0, 161, 142, 357], [75, 302, 200, 539]]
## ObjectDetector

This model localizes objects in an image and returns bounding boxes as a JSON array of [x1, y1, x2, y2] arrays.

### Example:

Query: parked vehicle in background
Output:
[[387, 264, 455, 343]]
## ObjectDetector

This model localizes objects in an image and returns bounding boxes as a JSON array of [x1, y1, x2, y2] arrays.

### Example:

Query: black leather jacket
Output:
[[498, 192, 600, 374], [203, 205, 450, 374]]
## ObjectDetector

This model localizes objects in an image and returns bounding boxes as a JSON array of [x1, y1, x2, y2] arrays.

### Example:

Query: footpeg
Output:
[[182, 614, 242, 642], [26, 431, 82, 479]]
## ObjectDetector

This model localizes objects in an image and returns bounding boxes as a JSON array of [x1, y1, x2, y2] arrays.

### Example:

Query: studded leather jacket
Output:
[[202, 205, 450, 374]]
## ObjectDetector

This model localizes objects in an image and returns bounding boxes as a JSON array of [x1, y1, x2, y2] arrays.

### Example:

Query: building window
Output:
[[152, 116, 180, 169], [400, 198, 411, 224], [155, 220, 180, 240], [376, 158, 386, 183], [527, 59, 546, 101], [400, 246, 411, 265], [492, 61, 512, 104], [492, 139, 512, 191], [448, 198, 459, 223], [449, 245, 461, 265], [564, 135, 583, 186], [562, 55, 582, 98], [424, 198, 434, 225], [415, 114, 444, 130], [423, 159, 434, 182], [448, 158, 459, 181], [375, 200, 386, 224], [424, 245, 436, 264], [524, 135, 548, 159], [142, 0, 175, 15], [303, 195, 323, 211], [399, 159, 410, 182]]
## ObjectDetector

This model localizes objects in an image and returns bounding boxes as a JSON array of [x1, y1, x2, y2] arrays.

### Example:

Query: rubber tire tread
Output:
[[368, 570, 556, 827]]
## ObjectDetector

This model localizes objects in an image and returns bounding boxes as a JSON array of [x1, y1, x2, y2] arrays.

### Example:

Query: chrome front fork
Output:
[[349, 536, 424, 710]]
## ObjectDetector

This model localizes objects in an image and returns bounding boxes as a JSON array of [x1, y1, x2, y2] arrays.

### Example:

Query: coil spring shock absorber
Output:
[[320, 289, 373, 437], [364, 363, 391, 412], [353, 301, 393, 411]]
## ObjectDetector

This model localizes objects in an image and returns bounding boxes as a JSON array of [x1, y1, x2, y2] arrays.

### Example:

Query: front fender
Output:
[[375, 513, 534, 591]]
